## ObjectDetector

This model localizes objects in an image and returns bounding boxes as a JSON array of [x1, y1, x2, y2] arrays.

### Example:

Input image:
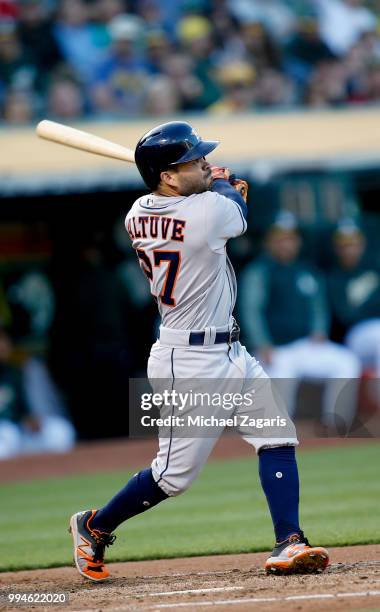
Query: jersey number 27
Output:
[[136, 249, 181, 307]]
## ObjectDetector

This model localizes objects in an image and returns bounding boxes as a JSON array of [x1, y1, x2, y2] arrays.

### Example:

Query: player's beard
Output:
[[179, 173, 212, 196]]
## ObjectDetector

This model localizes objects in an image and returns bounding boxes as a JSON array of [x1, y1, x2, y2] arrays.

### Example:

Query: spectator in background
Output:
[[285, 13, 336, 89], [47, 75, 85, 119], [208, 0, 245, 65], [143, 74, 180, 115], [53, 0, 109, 85], [161, 52, 204, 111], [5, 267, 55, 339], [314, 0, 377, 57], [360, 28, 380, 63], [344, 39, 373, 103], [92, 0, 127, 24], [305, 58, 348, 106], [149, 0, 185, 40], [89, 13, 149, 116], [134, 0, 166, 34], [0, 324, 75, 459], [0, 21, 38, 97], [328, 219, 380, 375], [0, 0, 18, 21], [209, 60, 255, 113], [239, 212, 360, 432], [239, 20, 282, 73], [176, 14, 222, 109], [2, 0, 380, 123], [145, 29, 173, 74], [17, 0, 63, 81], [228, 0, 296, 43], [368, 61, 380, 100], [254, 67, 296, 107], [2, 89, 33, 122]]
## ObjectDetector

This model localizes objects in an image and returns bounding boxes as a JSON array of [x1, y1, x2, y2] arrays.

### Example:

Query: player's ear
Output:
[[160, 169, 179, 188]]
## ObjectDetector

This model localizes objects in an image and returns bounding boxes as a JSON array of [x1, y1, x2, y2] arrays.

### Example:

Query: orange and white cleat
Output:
[[265, 532, 329, 575], [69, 510, 116, 582]]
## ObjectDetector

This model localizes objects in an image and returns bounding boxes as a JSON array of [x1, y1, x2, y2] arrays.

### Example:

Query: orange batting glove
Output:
[[230, 176, 249, 203]]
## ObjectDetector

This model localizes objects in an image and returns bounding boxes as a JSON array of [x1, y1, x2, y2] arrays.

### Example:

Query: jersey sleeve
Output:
[[204, 190, 247, 253]]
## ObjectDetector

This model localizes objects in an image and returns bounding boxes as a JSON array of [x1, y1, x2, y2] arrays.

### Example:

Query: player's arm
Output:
[[204, 166, 248, 251], [205, 188, 247, 253], [210, 166, 248, 220]]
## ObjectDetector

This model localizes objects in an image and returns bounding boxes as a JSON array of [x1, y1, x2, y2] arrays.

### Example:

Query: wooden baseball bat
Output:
[[36, 120, 136, 163]]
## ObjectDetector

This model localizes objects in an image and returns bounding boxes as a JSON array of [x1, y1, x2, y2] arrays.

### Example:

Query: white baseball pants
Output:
[[147, 338, 298, 497]]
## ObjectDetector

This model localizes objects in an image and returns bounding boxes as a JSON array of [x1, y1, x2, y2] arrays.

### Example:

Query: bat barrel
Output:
[[36, 120, 136, 164]]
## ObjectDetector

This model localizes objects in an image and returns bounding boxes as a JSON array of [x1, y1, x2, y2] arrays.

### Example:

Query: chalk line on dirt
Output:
[[149, 589, 380, 609], [147, 586, 244, 597]]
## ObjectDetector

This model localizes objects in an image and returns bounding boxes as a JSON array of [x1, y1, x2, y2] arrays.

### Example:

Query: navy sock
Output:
[[91, 468, 169, 533], [258, 446, 300, 543]]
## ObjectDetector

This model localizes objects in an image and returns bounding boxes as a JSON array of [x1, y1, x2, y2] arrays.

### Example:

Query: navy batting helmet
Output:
[[134, 121, 219, 190]]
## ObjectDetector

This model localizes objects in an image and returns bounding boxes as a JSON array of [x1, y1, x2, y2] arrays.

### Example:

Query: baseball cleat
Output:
[[69, 510, 116, 582], [265, 532, 329, 575]]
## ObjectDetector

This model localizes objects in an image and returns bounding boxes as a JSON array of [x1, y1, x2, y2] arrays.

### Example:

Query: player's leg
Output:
[[70, 437, 223, 582], [147, 344, 232, 496], [234, 344, 329, 574], [69, 467, 168, 581], [69, 345, 175, 581], [235, 348, 302, 545], [69, 344, 228, 581]]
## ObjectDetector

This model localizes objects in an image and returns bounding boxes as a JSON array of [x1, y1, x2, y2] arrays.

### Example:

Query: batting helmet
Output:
[[134, 121, 219, 189]]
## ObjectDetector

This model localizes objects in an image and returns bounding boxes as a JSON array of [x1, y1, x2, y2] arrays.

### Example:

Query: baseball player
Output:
[[69, 121, 329, 581]]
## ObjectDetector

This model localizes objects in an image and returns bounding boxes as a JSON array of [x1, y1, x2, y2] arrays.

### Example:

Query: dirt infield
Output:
[[1, 545, 380, 612]]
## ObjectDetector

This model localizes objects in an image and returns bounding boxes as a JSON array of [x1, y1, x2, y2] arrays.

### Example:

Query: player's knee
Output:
[[152, 458, 199, 496], [156, 475, 192, 497]]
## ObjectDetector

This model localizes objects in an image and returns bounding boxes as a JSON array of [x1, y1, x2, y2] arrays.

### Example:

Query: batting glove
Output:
[[229, 176, 249, 203]]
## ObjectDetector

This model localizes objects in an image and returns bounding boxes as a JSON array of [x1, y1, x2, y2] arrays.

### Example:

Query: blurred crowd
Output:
[[2, 0, 380, 123], [1, 210, 379, 458]]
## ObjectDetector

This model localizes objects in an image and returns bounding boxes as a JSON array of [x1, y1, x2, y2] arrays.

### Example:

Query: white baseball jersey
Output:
[[125, 191, 247, 329]]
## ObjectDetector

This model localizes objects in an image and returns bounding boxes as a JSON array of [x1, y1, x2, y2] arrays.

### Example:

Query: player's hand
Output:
[[230, 177, 248, 203], [211, 166, 249, 202], [210, 165, 231, 181]]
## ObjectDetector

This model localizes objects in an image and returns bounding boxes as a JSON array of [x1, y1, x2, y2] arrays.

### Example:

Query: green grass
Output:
[[0, 443, 379, 572]]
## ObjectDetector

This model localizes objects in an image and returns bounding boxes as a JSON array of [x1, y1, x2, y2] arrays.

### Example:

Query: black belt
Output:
[[189, 327, 240, 346]]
